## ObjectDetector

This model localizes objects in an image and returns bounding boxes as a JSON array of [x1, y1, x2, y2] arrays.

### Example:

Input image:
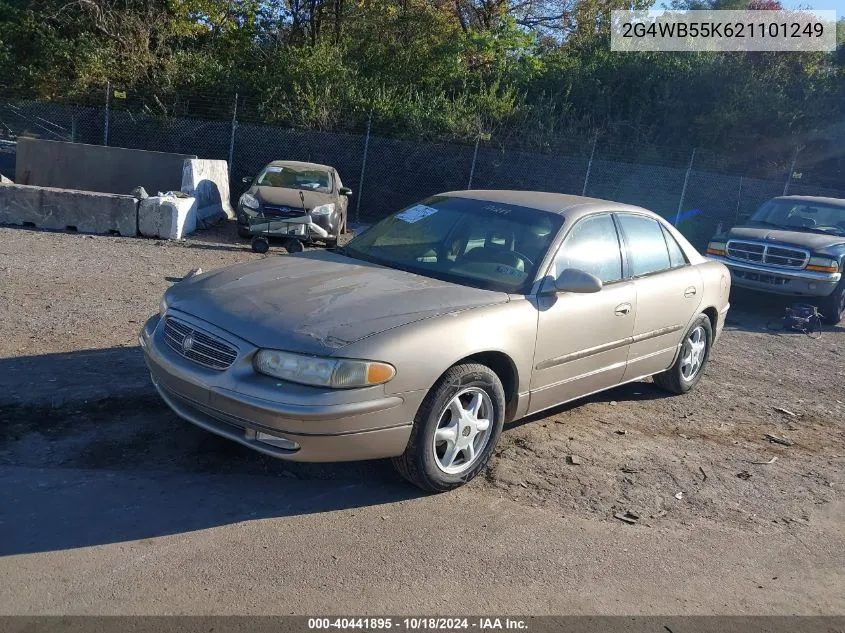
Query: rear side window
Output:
[[617, 214, 671, 277], [661, 225, 688, 268], [551, 214, 623, 283]]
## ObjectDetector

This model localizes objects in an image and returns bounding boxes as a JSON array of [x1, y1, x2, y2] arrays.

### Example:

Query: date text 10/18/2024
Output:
[[308, 618, 529, 631]]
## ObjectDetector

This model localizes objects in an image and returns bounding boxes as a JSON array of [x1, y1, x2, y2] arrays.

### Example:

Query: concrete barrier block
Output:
[[138, 196, 198, 240], [0, 183, 44, 226], [0, 183, 138, 235], [181, 159, 235, 222], [41, 187, 138, 235]]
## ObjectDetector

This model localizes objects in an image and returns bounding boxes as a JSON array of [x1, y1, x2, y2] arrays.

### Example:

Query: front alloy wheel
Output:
[[393, 363, 505, 492], [432, 388, 494, 475]]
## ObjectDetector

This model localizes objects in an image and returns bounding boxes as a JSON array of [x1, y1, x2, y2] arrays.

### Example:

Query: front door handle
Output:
[[615, 303, 632, 316], [684, 286, 697, 298]]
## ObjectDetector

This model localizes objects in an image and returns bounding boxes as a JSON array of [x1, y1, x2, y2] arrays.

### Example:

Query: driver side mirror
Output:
[[339, 187, 353, 196], [554, 268, 603, 294]]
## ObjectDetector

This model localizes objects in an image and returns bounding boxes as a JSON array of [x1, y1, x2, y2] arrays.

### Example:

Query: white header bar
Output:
[[611, 10, 837, 52]]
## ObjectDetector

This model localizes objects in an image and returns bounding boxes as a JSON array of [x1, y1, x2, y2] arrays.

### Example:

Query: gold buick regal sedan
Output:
[[140, 191, 731, 491]]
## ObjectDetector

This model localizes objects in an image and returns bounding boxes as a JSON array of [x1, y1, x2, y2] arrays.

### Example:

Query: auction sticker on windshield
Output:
[[396, 205, 438, 224]]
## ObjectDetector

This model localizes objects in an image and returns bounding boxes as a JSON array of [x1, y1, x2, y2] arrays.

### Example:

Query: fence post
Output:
[[355, 109, 373, 224], [70, 114, 77, 143], [103, 81, 111, 146], [734, 176, 744, 224], [467, 136, 480, 189], [228, 93, 238, 171], [674, 148, 696, 226], [783, 146, 799, 196], [582, 135, 597, 196]]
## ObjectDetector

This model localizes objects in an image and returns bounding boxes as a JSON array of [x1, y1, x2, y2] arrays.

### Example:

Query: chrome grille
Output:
[[163, 317, 238, 370], [726, 240, 809, 269], [262, 204, 305, 219]]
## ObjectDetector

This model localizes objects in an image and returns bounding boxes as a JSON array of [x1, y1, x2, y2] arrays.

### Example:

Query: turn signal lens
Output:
[[367, 362, 396, 384], [806, 257, 839, 274], [706, 241, 726, 257]]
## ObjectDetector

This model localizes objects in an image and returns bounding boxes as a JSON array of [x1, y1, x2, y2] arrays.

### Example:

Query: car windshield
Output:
[[749, 199, 845, 236], [255, 165, 332, 193], [342, 196, 563, 293]]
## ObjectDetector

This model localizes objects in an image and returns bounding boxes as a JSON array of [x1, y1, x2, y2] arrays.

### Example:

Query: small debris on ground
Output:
[[674, 492, 684, 500], [750, 456, 778, 465], [615, 429, 627, 435], [766, 433, 794, 446], [613, 511, 639, 524], [609, 401, 617, 406], [737, 471, 752, 480], [699, 466, 708, 481], [773, 406, 797, 417], [567, 455, 582, 465], [621, 467, 640, 474]]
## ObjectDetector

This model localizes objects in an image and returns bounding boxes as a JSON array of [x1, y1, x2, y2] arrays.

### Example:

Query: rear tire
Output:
[[392, 363, 505, 492], [653, 314, 713, 395], [818, 281, 845, 325]]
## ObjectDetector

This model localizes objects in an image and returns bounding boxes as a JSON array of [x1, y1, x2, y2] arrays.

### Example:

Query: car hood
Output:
[[251, 186, 335, 209], [165, 251, 509, 355], [728, 226, 845, 251]]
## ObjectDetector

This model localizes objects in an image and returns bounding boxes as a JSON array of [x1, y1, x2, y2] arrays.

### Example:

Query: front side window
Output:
[[617, 214, 671, 277], [550, 214, 622, 283], [255, 165, 332, 193], [343, 196, 563, 292]]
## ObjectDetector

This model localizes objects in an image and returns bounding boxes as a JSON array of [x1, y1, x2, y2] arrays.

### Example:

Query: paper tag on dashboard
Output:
[[396, 204, 438, 224]]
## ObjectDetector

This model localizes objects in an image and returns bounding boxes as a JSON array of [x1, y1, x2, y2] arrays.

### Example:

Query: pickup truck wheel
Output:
[[392, 363, 505, 492], [819, 281, 845, 325], [653, 314, 713, 395]]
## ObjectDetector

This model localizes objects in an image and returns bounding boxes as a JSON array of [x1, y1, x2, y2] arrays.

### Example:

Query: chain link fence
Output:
[[2, 88, 844, 249]]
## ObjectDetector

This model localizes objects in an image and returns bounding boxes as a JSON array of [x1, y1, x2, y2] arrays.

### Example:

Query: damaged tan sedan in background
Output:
[[140, 191, 731, 491]]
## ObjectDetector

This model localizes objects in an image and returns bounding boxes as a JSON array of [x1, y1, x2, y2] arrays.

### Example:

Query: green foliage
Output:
[[0, 0, 842, 169]]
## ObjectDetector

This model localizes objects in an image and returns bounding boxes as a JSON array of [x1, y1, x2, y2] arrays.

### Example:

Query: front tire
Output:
[[653, 314, 713, 395], [819, 280, 845, 325], [392, 363, 506, 492]]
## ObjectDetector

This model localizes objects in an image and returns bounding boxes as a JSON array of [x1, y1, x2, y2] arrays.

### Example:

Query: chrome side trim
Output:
[[535, 338, 630, 371], [631, 324, 683, 343], [532, 360, 627, 393], [535, 324, 683, 371]]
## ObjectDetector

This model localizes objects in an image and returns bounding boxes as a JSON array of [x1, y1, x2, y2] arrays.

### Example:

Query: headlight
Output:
[[311, 203, 335, 216], [159, 296, 169, 317], [806, 256, 839, 273], [254, 349, 395, 388], [239, 193, 260, 210], [706, 241, 726, 257]]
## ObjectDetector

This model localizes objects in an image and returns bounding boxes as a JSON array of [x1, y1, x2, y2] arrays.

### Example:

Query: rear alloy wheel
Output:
[[819, 281, 845, 325], [392, 363, 505, 492], [652, 314, 713, 395]]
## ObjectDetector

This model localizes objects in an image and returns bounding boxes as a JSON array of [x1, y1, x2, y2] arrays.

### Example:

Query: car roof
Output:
[[267, 160, 334, 171], [440, 189, 653, 220], [775, 195, 845, 207]]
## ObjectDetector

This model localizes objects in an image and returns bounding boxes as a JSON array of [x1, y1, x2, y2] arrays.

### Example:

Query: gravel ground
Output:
[[1, 222, 843, 614]]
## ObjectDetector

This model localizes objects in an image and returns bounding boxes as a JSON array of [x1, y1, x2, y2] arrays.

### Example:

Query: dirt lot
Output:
[[1, 223, 843, 615]]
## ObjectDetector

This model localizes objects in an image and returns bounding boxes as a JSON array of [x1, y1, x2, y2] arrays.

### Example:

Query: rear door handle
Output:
[[615, 303, 632, 316], [684, 287, 697, 298]]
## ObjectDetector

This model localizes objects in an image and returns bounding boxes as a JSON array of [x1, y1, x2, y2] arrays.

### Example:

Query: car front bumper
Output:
[[139, 312, 417, 462], [707, 255, 841, 297], [237, 207, 341, 240]]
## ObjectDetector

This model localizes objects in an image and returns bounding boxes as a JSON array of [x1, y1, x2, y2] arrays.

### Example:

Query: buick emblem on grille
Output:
[[182, 334, 196, 352]]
